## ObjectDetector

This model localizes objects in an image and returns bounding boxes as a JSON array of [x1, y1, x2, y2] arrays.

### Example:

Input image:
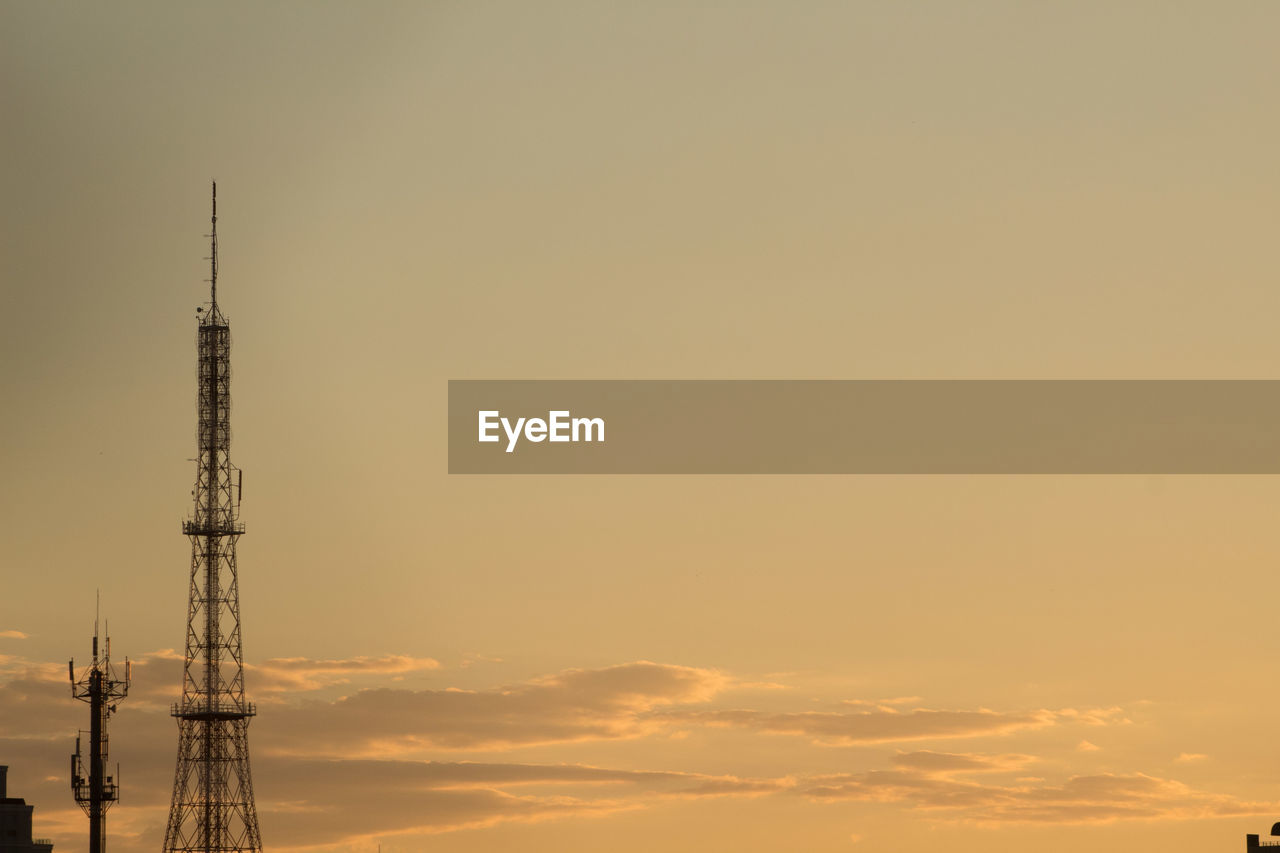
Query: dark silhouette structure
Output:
[[163, 183, 263, 853], [0, 766, 54, 853], [1247, 823, 1280, 850], [69, 609, 130, 853]]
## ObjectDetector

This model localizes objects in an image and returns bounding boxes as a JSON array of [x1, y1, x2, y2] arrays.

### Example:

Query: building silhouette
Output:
[[0, 766, 54, 853], [1246, 822, 1280, 850]]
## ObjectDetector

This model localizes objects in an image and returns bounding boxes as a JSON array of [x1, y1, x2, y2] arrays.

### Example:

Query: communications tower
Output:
[[70, 604, 130, 853], [163, 182, 263, 853]]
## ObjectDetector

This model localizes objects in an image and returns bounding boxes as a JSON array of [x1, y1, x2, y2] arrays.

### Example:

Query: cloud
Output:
[[0, 656, 1263, 852], [799, 762, 1279, 825], [10, 753, 788, 853], [67, 651, 444, 712], [200, 757, 790, 850], [3, 653, 1124, 763], [459, 653, 504, 669], [657, 705, 1124, 747], [248, 655, 441, 694], [0, 630, 29, 639], [891, 750, 1037, 775], [0, 660, 80, 739], [4, 658, 725, 764], [260, 661, 727, 756], [732, 680, 791, 691], [1077, 740, 1101, 752], [1176, 753, 1208, 763], [248, 757, 791, 849], [256, 655, 441, 674], [258, 759, 785, 851], [842, 696, 924, 708]]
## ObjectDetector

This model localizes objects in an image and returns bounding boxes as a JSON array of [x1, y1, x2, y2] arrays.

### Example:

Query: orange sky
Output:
[[5, 3, 1280, 852]]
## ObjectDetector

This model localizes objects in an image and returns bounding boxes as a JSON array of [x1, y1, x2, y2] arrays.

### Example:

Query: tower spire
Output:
[[210, 181, 218, 309]]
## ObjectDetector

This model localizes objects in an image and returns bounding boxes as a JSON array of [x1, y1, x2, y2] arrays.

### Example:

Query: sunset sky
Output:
[[6, 3, 1280, 852]]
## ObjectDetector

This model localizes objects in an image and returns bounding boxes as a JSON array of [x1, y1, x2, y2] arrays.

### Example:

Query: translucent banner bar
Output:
[[448, 380, 1280, 474]]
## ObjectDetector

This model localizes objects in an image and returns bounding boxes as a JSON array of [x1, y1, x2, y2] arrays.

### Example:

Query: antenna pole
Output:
[[210, 181, 218, 309], [71, 611, 130, 853]]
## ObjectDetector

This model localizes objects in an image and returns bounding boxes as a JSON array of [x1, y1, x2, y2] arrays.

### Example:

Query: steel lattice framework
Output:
[[164, 182, 263, 853]]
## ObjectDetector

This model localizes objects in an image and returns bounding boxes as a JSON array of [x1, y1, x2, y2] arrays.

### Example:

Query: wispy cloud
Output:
[[74, 651, 444, 710], [799, 761, 1277, 824], [249, 655, 441, 694], [657, 705, 1124, 747], [890, 750, 1037, 775], [0, 656, 1265, 852], [0, 630, 29, 639], [260, 661, 726, 755], [252, 757, 792, 850]]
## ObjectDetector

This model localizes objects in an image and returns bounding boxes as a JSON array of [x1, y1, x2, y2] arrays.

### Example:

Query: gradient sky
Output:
[[5, 3, 1280, 852]]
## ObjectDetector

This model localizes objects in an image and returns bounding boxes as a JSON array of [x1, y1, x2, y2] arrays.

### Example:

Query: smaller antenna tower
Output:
[[70, 597, 131, 853]]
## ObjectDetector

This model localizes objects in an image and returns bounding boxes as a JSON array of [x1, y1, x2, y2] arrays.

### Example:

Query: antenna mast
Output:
[[210, 181, 218, 309], [70, 609, 130, 853]]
